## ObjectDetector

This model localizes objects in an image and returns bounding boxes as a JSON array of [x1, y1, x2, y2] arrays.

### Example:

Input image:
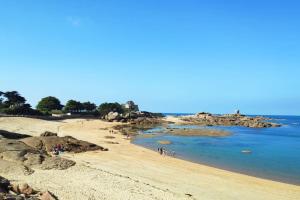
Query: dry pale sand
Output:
[[0, 117, 300, 200]]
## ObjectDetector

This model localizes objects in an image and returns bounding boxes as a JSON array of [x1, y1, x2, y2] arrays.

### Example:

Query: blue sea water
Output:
[[132, 115, 300, 185]]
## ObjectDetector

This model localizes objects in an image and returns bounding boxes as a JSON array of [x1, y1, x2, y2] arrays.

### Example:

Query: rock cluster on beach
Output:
[[104, 111, 163, 123], [106, 111, 165, 136], [0, 130, 107, 175], [113, 116, 166, 136], [179, 113, 281, 128], [0, 176, 57, 200]]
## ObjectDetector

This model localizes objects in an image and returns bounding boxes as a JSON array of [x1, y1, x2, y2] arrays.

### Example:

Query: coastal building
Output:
[[123, 101, 139, 112]]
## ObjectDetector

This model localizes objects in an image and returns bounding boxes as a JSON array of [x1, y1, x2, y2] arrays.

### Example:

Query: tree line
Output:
[[0, 90, 134, 117]]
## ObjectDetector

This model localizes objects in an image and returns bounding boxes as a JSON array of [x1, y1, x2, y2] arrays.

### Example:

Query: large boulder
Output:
[[106, 112, 121, 121], [0, 150, 28, 163], [21, 136, 106, 153], [0, 138, 79, 172], [0, 139, 36, 154], [0, 139, 41, 166], [0, 133, 105, 174]]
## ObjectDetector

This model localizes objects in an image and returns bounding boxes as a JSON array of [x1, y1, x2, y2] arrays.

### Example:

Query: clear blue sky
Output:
[[0, 0, 299, 115]]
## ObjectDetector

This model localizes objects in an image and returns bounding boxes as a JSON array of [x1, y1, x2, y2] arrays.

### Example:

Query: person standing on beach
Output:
[[158, 147, 163, 155]]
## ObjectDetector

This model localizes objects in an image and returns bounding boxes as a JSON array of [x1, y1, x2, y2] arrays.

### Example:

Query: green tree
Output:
[[97, 102, 124, 117], [3, 103, 34, 115], [0, 91, 4, 111], [64, 100, 83, 113], [82, 101, 96, 112], [36, 96, 63, 113], [0, 91, 40, 115], [2, 91, 26, 107]]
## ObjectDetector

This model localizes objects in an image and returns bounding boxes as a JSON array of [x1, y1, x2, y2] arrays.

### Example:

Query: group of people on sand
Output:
[[52, 144, 65, 156], [158, 147, 175, 157]]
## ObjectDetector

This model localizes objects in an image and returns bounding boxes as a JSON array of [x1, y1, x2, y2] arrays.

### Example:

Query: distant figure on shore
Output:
[[170, 151, 176, 157], [235, 109, 240, 115], [158, 147, 163, 155], [158, 147, 175, 157], [162, 148, 166, 156]]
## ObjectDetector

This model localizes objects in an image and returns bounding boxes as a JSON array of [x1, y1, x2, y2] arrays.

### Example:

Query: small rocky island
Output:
[[177, 112, 281, 128]]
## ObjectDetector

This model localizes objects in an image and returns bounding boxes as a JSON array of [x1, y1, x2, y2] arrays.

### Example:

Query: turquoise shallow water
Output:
[[132, 115, 300, 185]]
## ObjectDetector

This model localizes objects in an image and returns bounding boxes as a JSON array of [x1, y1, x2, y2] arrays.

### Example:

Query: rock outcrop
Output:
[[21, 135, 106, 154], [179, 113, 281, 128], [0, 130, 107, 175], [114, 117, 166, 136], [104, 111, 164, 123], [0, 139, 73, 171], [105, 112, 121, 121], [0, 176, 57, 200], [0, 130, 30, 139]]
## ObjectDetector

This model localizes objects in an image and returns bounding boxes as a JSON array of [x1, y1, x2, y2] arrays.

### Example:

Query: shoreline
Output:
[[129, 142, 299, 186], [0, 117, 300, 200], [131, 141, 300, 186]]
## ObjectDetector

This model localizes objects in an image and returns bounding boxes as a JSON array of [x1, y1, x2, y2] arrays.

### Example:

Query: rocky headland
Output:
[[175, 113, 281, 128]]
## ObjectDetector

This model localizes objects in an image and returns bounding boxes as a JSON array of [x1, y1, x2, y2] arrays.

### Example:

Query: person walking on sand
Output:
[[162, 148, 167, 156], [158, 147, 163, 155]]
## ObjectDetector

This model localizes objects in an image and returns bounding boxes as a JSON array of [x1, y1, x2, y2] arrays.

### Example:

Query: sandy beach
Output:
[[0, 117, 300, 200]]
